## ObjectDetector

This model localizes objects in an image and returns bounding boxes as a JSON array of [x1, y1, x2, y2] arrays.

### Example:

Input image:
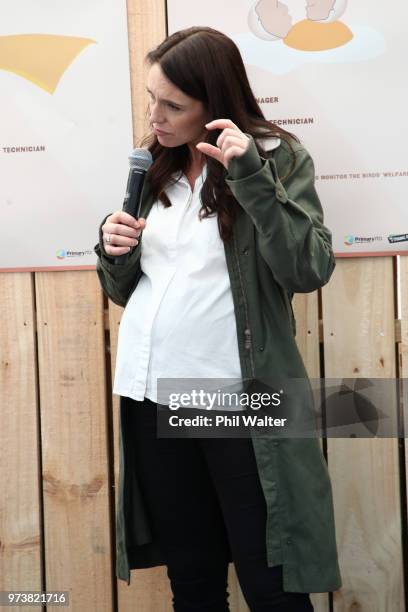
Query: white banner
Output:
[[168, 0, 408, 256], [0, 0, 133, 271]]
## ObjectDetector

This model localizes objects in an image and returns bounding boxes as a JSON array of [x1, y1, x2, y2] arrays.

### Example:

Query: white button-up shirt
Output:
[[112, 163, 243, 405]]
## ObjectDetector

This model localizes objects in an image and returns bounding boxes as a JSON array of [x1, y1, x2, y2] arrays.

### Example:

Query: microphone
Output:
[[114, 148, 153, 266]]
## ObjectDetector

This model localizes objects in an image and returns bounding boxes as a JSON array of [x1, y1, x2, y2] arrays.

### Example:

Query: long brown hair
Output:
[[140, 26, 299, 242]]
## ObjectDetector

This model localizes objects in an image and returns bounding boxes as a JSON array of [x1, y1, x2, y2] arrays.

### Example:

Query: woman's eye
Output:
[[168, 104, 181, 111]]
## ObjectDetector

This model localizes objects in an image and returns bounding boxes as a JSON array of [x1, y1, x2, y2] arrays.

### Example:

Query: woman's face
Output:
[[147, 63, 209, 148]]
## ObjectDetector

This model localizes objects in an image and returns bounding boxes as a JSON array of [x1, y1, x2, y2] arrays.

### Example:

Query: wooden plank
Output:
[[227, 564, 251, 612], [293, 289, 329, 612], [0, 273, 42, 610], [322, 257, 404, 612], [293, 291, 320, 379], [400, 255, 408, 590], [127, 0, 168, 146], [400, 254, 408, 378], [35, 271, 112, 611]]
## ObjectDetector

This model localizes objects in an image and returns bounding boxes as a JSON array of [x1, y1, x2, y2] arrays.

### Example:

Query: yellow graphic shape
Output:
[[0, 34, 96, 93], [284, 20, 353, 51]]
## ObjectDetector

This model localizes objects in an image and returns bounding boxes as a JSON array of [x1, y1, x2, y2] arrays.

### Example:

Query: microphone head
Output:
[[129, 148, 153, 171]]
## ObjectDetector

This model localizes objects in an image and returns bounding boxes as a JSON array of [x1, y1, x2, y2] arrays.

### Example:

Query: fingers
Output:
[[101, 210, 146, 255], [205, 119, 240, 131], [216, 128, 245, 148], [108, 210, 146, 229], [197, 134, 248, 168], [102, 232, 139, 256], [197, 119, 249, 169], [106, 232, 139, 247], [218, 134, 248, 154], [205, 118, 238, 131], [104, 244, 134, 256], [195, 142, 223, 163]]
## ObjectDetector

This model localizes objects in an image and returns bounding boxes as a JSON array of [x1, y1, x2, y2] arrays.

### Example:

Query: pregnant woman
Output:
[[94, 26, 342, 612]]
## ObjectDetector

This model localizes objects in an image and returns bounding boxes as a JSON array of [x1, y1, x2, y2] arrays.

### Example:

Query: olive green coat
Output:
[[94, 135, 342, 593]]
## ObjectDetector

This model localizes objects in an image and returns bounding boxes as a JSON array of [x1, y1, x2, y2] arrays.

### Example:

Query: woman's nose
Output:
[[149, 102, 163, 124]]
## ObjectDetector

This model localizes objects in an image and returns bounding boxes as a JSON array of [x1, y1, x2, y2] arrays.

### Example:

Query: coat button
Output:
[[242, 248, 249, 255], [259, 346, 264, 352], [273, 441, 279, 447], [271, 481, 277, 489], [286, 538, 292, 545]]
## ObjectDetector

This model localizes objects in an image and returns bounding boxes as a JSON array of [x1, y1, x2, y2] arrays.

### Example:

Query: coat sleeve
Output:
[[225, 136, 336, 293], [93, 213, 143, 308]]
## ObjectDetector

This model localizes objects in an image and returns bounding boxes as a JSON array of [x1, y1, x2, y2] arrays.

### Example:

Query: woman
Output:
[[94, 26, 342, 612]]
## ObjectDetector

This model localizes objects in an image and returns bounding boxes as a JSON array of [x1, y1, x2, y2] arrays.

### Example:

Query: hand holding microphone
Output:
[[102, 211, 146, 257], [102, 148, 153, 265]]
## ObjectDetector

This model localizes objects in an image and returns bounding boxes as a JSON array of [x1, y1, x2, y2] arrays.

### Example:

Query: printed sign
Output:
[[168, 0, 408, 256], [0, 0, 133, 270]]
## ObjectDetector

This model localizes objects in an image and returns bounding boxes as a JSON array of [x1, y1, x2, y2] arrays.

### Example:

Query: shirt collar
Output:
[[171, 162, 208, 185]]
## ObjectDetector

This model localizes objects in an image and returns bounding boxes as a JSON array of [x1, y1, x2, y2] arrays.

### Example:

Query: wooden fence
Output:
[[1, 1, 407, 610]]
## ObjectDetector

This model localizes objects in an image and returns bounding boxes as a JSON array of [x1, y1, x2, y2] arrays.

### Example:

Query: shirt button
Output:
[[277, 190, 285, 199], [273, 441, 279, 447]]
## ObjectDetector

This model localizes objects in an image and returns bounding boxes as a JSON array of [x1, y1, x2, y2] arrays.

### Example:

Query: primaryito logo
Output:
[[344, 234, 382, 246], [56, 249, 93, 259]]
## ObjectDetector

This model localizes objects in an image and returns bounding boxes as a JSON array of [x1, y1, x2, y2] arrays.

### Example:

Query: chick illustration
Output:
[[305, 0, 348, 23], [250, 0, 293, 40]]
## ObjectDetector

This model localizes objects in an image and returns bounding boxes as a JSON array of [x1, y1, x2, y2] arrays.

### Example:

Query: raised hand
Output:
[[195, 119, 250, 170]]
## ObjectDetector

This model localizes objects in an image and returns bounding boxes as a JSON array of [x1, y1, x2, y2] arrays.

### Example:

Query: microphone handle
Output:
[[114, 169, 146, 266]]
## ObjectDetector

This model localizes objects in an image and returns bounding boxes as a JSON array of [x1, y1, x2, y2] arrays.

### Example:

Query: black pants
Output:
[[129, 397, 314, 612]]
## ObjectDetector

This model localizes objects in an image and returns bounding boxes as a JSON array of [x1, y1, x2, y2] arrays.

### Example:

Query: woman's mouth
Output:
[[153, 127, 170, 135]]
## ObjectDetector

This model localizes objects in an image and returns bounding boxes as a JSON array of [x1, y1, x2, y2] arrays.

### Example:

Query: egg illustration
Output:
[[248, 0, 352, 51]]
